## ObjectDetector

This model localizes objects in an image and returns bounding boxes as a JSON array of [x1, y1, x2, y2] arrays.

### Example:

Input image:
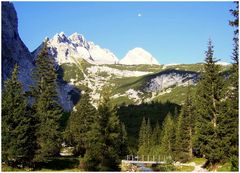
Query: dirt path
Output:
[[192, 162, 208, 172], [174, 161, 208, 172]]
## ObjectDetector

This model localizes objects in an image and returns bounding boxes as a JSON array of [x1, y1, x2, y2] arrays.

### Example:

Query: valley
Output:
[[1, 1, 238, 172]]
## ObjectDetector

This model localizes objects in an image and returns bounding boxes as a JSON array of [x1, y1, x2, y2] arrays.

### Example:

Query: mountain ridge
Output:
[[2, 3, 231, 111]]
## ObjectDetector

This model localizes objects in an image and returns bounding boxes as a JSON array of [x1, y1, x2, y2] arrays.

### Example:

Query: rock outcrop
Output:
[[145, 69, 199, 92], [1, 2, 34, 90], [1, 2, 78, 111]]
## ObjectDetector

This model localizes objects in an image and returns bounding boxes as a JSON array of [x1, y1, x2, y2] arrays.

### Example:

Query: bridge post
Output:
[[142, 155, 144, 161], [132, 155, 134, 161], [148, 155, 149, 161], [153, 155, 155, 162]]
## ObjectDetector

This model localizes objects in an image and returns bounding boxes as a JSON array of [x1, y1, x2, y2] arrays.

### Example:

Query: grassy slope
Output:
[[60, 60, 231, 106]]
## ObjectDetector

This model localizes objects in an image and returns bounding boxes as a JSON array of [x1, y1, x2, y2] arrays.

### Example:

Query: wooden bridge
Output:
[[122, 155, 171, 164]]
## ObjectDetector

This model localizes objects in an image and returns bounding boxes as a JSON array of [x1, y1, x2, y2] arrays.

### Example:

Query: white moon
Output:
[[138, 13, 142, 17]]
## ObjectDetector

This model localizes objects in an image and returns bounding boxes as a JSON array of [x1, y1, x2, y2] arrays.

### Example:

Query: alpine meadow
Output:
[[1, 1, 239, 172]]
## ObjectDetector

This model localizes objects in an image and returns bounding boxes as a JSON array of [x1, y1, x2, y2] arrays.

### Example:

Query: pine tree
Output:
[[82, 93, 123, 171], [137, 117, 153, 155], [119, 123, 129, 158], [194, 40, 226, 164], [160, 113, 174, 156], [149, 122, 162, 156], [146, 118, 152, 153], [31, 42, 63, 162], [151, 122, 161, 146], [174, 88, 194, 162], [2, 64, 35, 167], [222, 2, 239, 170], [65, 90, 97, 156], [138, 117, 147, 150]]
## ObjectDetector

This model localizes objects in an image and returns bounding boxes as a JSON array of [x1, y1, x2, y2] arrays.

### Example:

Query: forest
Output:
[[1, 2, 239, 172]]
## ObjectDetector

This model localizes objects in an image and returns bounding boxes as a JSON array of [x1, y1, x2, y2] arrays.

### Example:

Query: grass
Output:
[[59, 58, 92, 83], [217, 162, 232, 172], [110, 96, 134, 106], [151, 164, 175, 171], [175, 165, 195, 172], [188, 157, 207, 165], [2, 157, 81, 172], [110, 75, 148, 95], [153, 85, 197, 105], [2, 164, 24, 172], [106, 64, 163, 72]]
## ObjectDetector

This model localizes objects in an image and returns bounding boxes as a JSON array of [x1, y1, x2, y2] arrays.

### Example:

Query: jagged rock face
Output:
[[120, 47, 159, 65], [145, 69, 199, 92], [1, 3, 77, 111], [1, 2, 34, 90], [33, 32, 119, 65]]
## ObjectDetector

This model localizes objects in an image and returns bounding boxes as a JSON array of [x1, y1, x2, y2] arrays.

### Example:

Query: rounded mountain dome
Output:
[[120, 47, 159, 65]]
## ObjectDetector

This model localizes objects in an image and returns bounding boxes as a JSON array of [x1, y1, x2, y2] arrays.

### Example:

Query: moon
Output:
[[138, 13, 142, 17]]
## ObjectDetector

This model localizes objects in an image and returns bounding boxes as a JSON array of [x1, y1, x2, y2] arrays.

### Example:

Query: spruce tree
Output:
[[150, 122, 162, 156], [65, 90, 97, 156], [195, 40, 226, 164], [151, 122, 161, 146], [174, 88, 194, 162], [138, 117, 147, 151], [82, 93, 123, 171], [31, 42, 63, 162], [160, 113, 174, 156], [2, 64, 35, 167], [223, 2, 239, 170], [119, 123, 129, 158], [138, 117, 152, 155]]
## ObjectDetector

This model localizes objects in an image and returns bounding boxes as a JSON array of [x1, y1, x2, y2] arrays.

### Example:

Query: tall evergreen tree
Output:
[[194, 40, 226, 164], [138, 117, 147, 150], [151, 122, 161, 146], [160, 113, 174, 156], [2, 64, 35, 167], [174, 88, 194, 162], [82, 93, 123, 171], [223, 2, 239, 170], [119, 123, 129, 158], [65, 90, 97, 156], [149, 122, 162, 156], [138, 117, 152, 155], [31, 42, 63, 162]]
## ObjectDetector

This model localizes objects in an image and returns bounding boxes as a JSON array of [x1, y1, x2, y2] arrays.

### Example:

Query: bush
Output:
[[231, 156, 238, 171]]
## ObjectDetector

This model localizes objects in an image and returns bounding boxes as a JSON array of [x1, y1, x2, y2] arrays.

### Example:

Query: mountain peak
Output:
[[120, 47, 159, 65], [52, 32, 68, 43], [34, 32, 119, 65]]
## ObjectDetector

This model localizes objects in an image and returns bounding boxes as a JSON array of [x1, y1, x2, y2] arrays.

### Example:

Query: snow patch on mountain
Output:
[[120, 47, 159, 65]]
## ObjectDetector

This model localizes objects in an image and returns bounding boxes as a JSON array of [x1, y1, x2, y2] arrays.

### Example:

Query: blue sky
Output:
[[13, 1, 235, 64]]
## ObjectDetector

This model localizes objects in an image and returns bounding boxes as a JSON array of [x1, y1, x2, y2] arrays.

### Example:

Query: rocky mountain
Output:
[[1, 2, 77, 111], [1, 2, 34, 90], [120, 47, 159, 65], [33, 32, 119, 65], [2, 2, 231, 111]]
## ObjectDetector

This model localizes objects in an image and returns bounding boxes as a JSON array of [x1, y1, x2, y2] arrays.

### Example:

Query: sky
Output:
[[13, 1, 235, 64]]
